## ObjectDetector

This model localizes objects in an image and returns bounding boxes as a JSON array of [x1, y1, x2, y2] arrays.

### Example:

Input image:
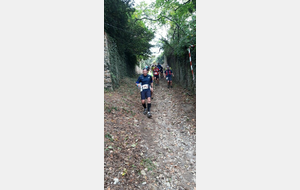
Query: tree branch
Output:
[[174, 0, 191, 12], [134, 16, 186, 34], [160, 38, 174, 50]]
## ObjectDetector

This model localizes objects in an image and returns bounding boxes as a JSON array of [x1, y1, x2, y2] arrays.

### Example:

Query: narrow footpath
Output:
[[104, 76, 196, 190], [139, 76, 196, 190]]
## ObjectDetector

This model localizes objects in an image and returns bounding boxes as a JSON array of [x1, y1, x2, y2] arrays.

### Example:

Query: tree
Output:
[[133, 0, 196, 91], [104, 0, 155, 76]]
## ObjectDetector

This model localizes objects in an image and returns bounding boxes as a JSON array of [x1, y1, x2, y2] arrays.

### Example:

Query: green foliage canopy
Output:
[[104, 0, 155, 72]]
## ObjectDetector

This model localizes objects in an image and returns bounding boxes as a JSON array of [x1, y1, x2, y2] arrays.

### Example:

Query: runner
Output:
[[151, 64, 155, 73], [164, 66, 174, 88], [147, 65, 153, 78], [135, 68, 153, 118], [153, 65, 160, 86], [161, 65, 164, 78], [145, 65, 154, 99], [157, 63, 161, 70], [157, 63, 163, 78]]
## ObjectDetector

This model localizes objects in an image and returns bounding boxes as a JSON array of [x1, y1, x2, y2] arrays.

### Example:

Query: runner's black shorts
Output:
[[154, 75, 159, 79], [141, 90, 151, 100]]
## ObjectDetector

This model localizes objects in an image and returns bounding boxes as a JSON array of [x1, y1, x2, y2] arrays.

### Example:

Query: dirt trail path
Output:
[[137, 76, 196, 190], [104, 76, 196, 190]]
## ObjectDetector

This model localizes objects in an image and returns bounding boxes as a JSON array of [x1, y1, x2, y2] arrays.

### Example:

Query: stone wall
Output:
[[104, 32, 113, 90], [104, 32, 128, 90], [135, 65, 143, 75], [166, 50, 196, 93]]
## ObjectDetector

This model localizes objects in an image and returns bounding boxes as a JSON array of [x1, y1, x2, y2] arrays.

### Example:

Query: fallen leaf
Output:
[[131, 143, 137, 147]]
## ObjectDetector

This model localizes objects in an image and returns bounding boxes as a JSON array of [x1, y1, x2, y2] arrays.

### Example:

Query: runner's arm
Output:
[[136, 77, 141, 87]]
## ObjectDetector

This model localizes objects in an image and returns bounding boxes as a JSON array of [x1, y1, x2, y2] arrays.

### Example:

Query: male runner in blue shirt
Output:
[[164, 66, 174, 88], [135, 68, 153, 118]]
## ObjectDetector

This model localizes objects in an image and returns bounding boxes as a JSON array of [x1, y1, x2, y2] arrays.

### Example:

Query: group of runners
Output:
[[135, 63, 174, 118]]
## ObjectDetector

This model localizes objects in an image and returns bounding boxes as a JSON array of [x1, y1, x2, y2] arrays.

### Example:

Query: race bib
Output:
[[154, 72, 158, 75], [142, 84, 149, 89]]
